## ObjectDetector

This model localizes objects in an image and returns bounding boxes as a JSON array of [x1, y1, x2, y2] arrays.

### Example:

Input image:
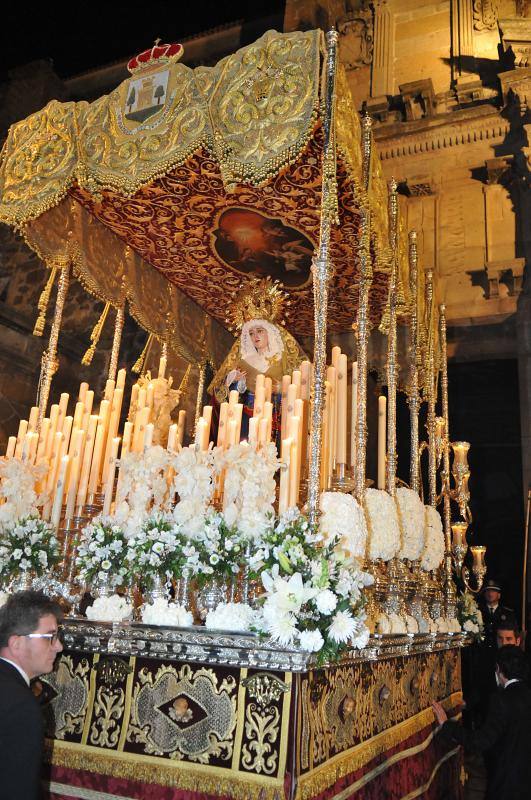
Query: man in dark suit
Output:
[[0, 590, 63, 800], [433, 645, 531, 800]]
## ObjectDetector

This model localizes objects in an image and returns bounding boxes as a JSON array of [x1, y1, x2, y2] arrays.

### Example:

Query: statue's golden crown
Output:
[[225, 278, 289, 331]]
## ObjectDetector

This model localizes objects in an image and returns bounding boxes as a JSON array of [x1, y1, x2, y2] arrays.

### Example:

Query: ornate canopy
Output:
[[0, 29, 411, 361]]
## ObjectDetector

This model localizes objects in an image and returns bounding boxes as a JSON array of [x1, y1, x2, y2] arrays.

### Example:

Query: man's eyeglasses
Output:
[[22, 627, 63, 645]]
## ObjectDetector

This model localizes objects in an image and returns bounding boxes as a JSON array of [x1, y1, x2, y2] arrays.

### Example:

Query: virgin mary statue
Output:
[[208, 278, 306, 439]]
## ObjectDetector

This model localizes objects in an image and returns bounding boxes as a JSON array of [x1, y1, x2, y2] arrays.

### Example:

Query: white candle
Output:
[[158, 356, 167, 380], [202, 405, 213, 447], [248, 417, 259, 447], [217, 403, 229, 448], [336, 354, 348, 465], [104, 379, 115, 402], [5, 436, 16, 459], [143, 422, 154, 450], [35, 418, 50, 464], [102, 387, 123, 484], [45, 405, 60, 461], [229, 389, 240, 406], [264, 401, 273, 444], [84, 390, 94, 416], [258, 417, 268, 446], [227, 419, 237, 448], [167, 423, 177, 452], [133, 406, 150, 452], [146, 383, 154, 410], [280, 375, 291, 439], [28, 406, 39, 433], [177, 410, 186, 446], [116, 368, 126, 390], [350, 361, 358, 467], [128, 384, 139, 419], [73, 401, 85, 433], [65, 429, 85, 520], [300, 361, 311, 401], [253, 386, 265, 418], [137, 387, 146, 410], [57, 393, 69, 432], [264, 377, 272, 404], [14, 420, 28, 460], [87, 413, 107, 497], [292, 370, 301, 394], [321, 381, 331, 490], [78, 382, 89, 403], [287, 415, 300, 507], [76, 415, 98, 511], [255, 374, 266, 393], [278, 436, 292, 514], [51, 455, 69, 531], [377, 395, 387, 490], [102, 437, 121, 516], [326, 366, 336, 479], [46, 431, 64, 494], [121, 421, 133, 458], [195, 417, 207, 450]]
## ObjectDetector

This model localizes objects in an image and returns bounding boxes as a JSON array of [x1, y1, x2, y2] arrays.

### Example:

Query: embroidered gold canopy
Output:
[[0, 29, 410, 354]]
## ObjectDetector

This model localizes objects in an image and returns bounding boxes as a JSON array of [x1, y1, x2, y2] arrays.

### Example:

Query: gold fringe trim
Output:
[[81, 302, 110, 366], [296, 692, 462, 800], [132, 332, 154, 375], [33, 266, 58, 336], [178, 363, 192, 395], [45, 740, 285, 800]]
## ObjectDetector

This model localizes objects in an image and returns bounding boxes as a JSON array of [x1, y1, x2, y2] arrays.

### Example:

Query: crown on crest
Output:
[[225, 278, 290, 332], [127, 40, 183, 75]]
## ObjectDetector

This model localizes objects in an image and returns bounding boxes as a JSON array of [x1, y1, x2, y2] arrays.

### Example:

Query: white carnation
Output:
[[205, 602, 259, 632], [319, 492, 368, 559], [421, 506, 445, 571], [86, 594, 132, 622], [364, 489, 401, 561], [328, 610, 357, 644], [396, 488, 425, 560], [299, 628, 325, 652], [315, 589, 338, 615], [142, 598, 193, 627]]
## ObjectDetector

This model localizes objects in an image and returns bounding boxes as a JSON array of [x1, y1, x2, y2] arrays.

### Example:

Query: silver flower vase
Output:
[[92, 573, 113, 599], [196, 579, 228, 621], [143, 574, 170, 605], [10, 571, 34, 592]]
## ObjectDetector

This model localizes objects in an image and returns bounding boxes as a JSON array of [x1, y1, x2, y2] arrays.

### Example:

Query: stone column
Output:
[[371, 0, 394, 97]]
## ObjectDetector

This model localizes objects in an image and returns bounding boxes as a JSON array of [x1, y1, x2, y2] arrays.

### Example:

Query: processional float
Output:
[[0, 28, 482, 800]]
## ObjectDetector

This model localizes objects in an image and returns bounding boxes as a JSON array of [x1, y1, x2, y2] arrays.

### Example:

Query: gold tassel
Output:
[[132, 332, 154, 375], [81, 302, 110, 366], [33, 267, 58, 337]]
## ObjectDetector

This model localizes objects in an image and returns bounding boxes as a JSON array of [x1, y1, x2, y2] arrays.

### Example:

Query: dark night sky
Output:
[[0, 2, 286, 78]]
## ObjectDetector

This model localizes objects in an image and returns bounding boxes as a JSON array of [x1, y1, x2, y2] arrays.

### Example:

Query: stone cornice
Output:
[[374, 105, 510, 161]]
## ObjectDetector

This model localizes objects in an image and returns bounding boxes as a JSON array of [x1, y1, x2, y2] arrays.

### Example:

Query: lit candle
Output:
[[217, 402, 229, 447], [51, 455, 70, 531], [117, 368, 127, 389], [451, 521, 468, 549], [167, 423, 177, 452], [143, 422, 154, 450], [102, 437, 121, 516], [28, 406, 39, 433], [336, 354, 348, 465], [177, 410, 186, 446], [158, 355, 167, 380], [14, 420, 28, 460], [78, 382, 89, 403], [350, 362, 358, 468], [278, 436, 292, 514], [377, 395, 387, 490], [76, 415, 99, 511], [470, 545, 486, 572], [5, 436, 16, 459], [452, 441, 470, 467]]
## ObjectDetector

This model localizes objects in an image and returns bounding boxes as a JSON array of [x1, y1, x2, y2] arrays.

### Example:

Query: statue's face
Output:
[[249, 325, 269, 352]]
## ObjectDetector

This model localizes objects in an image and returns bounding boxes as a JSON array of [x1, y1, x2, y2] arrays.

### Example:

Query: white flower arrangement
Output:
[[86, 594, 132, 622], [205, 602, 259, 632], [114, 445, 171, 537], [388, 612, 408, 634], [141, 597, 193, 627], [364, 489, 401, 561], [421, 506, 446, 572], [215, 442, 279, 541], [76, 517, 128, 590], [172, 446, 215, 537], [396, 488, 425, 561], [457, 591, 484, 641], [185, 510, 246, 586], [125, 512, 186, 590], [0, 516, 59, 583], [0, 459, 47, 532], [252, 510, 372, 662], [319, 492, 368, 560]]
